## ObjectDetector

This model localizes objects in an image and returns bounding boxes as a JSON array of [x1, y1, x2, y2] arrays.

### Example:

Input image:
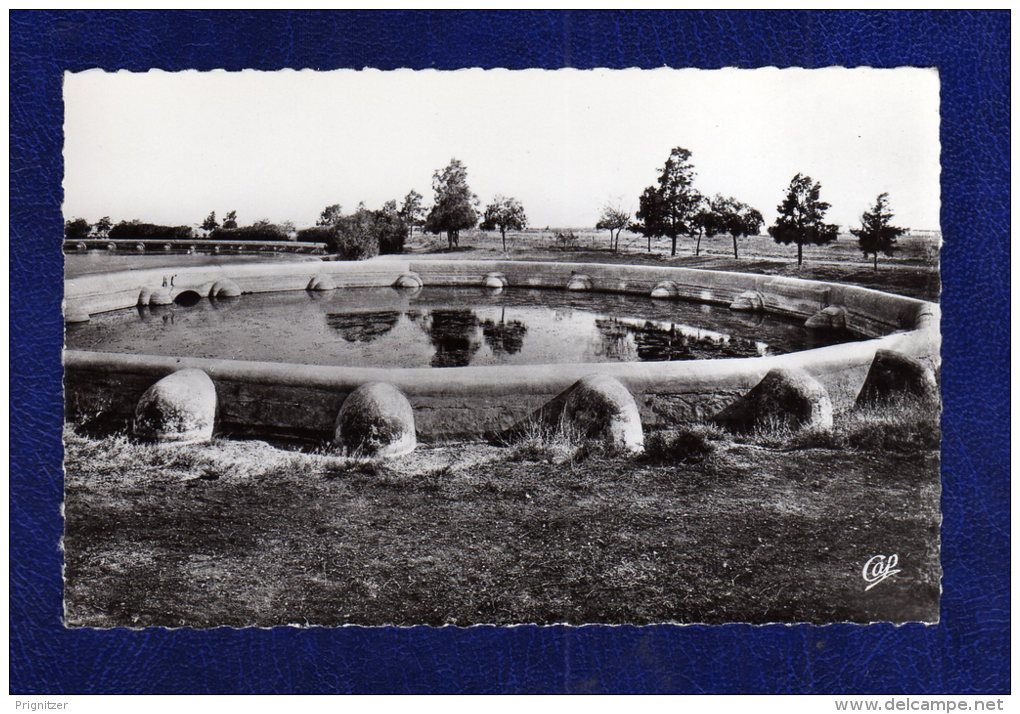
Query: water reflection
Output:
[[133, 295, 240, 324], [68, 286, 863, 370], [208, 295, 241, 314], [322, 305, 532, 364], [419, 309, 482, 368], [328, 304, 763, 365], [593, 318, 635, 361], [481, 308, 528, 355], [326, 310, 400, 343], [594, 317, 768, 362]]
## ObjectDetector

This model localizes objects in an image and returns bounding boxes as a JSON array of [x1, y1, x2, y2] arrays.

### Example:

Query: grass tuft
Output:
[[504, 419, 585, 464], [644, 425, 719, 464]]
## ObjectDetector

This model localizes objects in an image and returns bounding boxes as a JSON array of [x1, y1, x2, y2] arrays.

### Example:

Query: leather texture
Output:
[[9, 10, 1009, 694]]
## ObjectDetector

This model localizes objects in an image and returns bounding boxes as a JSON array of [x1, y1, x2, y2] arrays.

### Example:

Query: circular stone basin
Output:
[[65, 286, 863, 369]]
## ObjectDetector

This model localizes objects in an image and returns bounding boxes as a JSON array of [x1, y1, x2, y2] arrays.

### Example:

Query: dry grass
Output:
[[63, 398, 941, 627], [501, 418, 627, 465], [65, 428, 374, 483], [643, 424, 723, 464], [503, 419, 585, 464], [740, 395, 941, 453]]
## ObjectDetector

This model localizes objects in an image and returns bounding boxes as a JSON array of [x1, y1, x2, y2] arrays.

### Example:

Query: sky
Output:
[[63, 67, 941, 231]]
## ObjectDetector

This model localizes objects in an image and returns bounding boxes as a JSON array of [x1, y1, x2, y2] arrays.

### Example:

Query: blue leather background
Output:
[[10, 11, 1010, 694]]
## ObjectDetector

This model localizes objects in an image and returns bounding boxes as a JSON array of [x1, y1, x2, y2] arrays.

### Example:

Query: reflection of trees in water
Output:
[[481, 308, 528, 355], [593, 318, 636, 361], [326, 310, 401, 343], [595, 318, 766, 362], [419, 309, 482, 367]]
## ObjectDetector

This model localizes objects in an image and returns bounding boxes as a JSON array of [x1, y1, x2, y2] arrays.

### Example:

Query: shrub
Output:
[[375, 208, 408, 255], [209, 221, 288, 242], [108, 221, 193, 240], [296, 226, 335, 243], [64, 217, 91, 239], [329, 208, 380, 260], [305, 202, 410, 258]]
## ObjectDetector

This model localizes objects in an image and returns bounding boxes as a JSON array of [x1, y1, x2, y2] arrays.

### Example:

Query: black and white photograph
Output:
[[61, 67, 942, 628]]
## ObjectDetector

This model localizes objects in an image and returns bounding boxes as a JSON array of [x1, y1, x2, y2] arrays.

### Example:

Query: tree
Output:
[[631, 147, 704, 257], [93, 216, 113, 238], [595, 204, 630, 252], [251, 218, 281, 232], [692, 201, 714, 256], [328, 204, 380, 260], [698, 195, 764, 259], [480, 195, 527, 252], [375, 200, 410, 254], [222, 210, 238, 229], [424, 158, 478, 250], [108, 221, 192, 239], [399, 190, 425, 242], [210, 220, 286, 241], [317, 204, 343, 227], [632, 186, 662, 253], [768, 173, 839, 266], [64, 218, 91, 239], [201, 211, 219, 232], [851, 192, 907, 271]]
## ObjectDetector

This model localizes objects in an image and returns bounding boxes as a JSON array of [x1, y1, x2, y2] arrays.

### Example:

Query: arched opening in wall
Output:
[[173, 290, 203, 307]]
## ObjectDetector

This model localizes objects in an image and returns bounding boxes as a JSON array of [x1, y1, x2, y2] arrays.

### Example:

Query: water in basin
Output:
[[65, 286, 862, 368]]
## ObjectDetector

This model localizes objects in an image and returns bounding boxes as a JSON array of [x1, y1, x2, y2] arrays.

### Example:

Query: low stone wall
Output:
[[63, 258, 941, 442], [65, 259, 413, 316], [64, 238, 325, 255]]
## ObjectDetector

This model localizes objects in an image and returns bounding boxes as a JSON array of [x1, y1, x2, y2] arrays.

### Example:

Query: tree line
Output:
[[610, 146, 906, 269], [62, 157, 530, 261], [64, 149, 907, 269], [63, 217, 195, 241]]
